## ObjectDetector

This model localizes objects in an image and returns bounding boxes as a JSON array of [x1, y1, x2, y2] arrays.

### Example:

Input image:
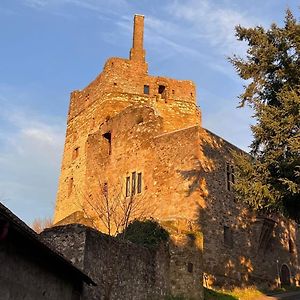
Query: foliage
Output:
[[31, 217, 53, 233], [204, 287, 265, 300], [204, 288, 237, 300], [229, 10, 300, 221], [119, 219, 169, 248]]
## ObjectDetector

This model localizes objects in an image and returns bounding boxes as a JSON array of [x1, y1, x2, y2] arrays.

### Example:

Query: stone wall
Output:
[[41, 223, 203, 300], [199, 128, 300, 288], [0, 226, 83, 300]]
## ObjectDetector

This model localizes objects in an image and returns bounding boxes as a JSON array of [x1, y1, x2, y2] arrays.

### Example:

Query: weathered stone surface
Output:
[[53, 13, 300, 291], [42, 223, 203, 300]]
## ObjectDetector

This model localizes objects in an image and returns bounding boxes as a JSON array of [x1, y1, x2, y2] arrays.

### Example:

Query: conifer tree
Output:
[[230, 10, 300, 222]]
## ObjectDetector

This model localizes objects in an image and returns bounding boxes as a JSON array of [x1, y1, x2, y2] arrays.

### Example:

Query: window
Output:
[[258, 218, 275, 251], [187, 262, 194, 273], [144, 85, 149, 94], [158, 85, 166, 94], [68, 178, 73, 197], [126, 177, 130, 197], [132, 172, 136, 195], [103, 131, 112, 155], [226, 163, 235, 191], [72, 147, 79, 160], [137, 173, 142, 193], [289, 238, 294, 254], [126, 172, 142, 197], [224, 226, 233, 248]]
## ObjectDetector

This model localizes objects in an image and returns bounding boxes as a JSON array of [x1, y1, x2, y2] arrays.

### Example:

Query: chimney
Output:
[[130, 14, 146, 62]]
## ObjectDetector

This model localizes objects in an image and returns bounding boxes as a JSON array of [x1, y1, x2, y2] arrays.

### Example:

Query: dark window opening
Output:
[[226, 163, 235, 191], [258, 218, 275, 251], [114, 82, 117, 86], [103, 131, 112, 155], [144, 85, 150, 94], [68, 178, 73, 197], [187, 262, 193, 273], [137, 173, 142, 193], [224, 226, 233, 248], [191, 92, 193, 96], [126, 177, 131, 197], [132, 172, 136, 195], [172, 89, 175, 95], [158, 85, 166, 94], [72, 147, 79, 160], [289, 238, 294, 253]]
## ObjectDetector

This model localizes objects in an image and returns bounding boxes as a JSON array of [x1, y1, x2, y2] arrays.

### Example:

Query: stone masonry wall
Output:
[[54, 14, 201, 225], [199, 128, 300, 288], [41, 223, 204, 300]]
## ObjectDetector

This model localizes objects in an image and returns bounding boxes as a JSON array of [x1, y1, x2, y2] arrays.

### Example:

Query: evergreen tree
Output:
[[230, 10, 300, 222]]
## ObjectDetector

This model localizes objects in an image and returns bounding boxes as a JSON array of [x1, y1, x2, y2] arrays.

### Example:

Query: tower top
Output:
[[129, 14, 146, 62]]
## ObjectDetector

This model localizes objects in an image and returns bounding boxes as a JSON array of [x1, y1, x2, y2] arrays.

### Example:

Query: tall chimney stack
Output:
[[130, 14, 146, 62]]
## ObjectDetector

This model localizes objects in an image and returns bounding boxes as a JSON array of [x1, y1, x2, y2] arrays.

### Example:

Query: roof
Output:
[[0, 202, 96, 286]]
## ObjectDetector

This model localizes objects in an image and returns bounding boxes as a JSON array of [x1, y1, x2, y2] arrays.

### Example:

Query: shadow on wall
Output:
[[177, 128, 300, 290]]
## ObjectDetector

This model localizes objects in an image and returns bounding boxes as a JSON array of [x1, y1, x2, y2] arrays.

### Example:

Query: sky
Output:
[[0, 0, 299, 226]]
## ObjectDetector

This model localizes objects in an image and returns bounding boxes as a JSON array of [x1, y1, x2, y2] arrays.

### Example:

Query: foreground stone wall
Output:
[[41, 223, 203, 300]]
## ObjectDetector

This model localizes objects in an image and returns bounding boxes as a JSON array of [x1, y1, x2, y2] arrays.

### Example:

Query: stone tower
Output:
[[53, 14, 300, 291], [54, 15, 202, 228]]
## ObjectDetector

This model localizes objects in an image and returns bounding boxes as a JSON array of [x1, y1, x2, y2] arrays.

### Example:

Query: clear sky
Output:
[[0, 0, 299, 225]]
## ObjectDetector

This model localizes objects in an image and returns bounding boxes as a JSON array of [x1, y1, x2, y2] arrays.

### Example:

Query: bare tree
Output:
[[32, 217, 53, 233], [74, 176, 154, 236]]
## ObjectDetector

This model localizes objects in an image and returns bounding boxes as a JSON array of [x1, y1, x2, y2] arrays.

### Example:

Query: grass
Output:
[[204, 287, 264, 300]]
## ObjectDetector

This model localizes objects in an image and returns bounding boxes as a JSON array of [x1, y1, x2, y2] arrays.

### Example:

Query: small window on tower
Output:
[[68, 178, 74, 197], [226, 163, 235, 191], [126, 176, 130, 197], [132, 172, 136, 195], [137, 172, 142, 193], [144, 85, 149, 94], [72, 147, 79, 160], [158, 85, 166, 94], [103, 131, 112, 155]]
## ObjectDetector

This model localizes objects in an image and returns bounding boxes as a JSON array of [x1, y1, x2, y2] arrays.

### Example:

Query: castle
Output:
[[53, 15, 300, 289]]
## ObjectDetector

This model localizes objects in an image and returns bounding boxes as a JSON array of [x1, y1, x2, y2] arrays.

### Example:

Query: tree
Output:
[[32, 217, 53, 233], [73, 175, 155, 236], [229, 10, 300, 222]]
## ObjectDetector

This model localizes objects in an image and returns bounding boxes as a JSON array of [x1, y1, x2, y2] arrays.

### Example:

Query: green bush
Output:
[[119, 219, 169, 248]]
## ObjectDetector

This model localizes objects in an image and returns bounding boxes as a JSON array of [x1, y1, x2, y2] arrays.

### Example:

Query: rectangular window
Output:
[[132, 172, 136, 195], [137, 172, 142, 193], [144, 85, 149, 94], [68, 177, 73, 197], [72, 147, 79, 160], [258, 218, 275, 251], [158, 85, 165, 94], [224, 226, 233, 248], [226, 163, 235, 191], [103, 132, 112, 155], [126, 176, 130, 197]]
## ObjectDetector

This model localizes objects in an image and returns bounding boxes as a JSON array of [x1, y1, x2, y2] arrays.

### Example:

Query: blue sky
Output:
[[0, 0, 299, 225]]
